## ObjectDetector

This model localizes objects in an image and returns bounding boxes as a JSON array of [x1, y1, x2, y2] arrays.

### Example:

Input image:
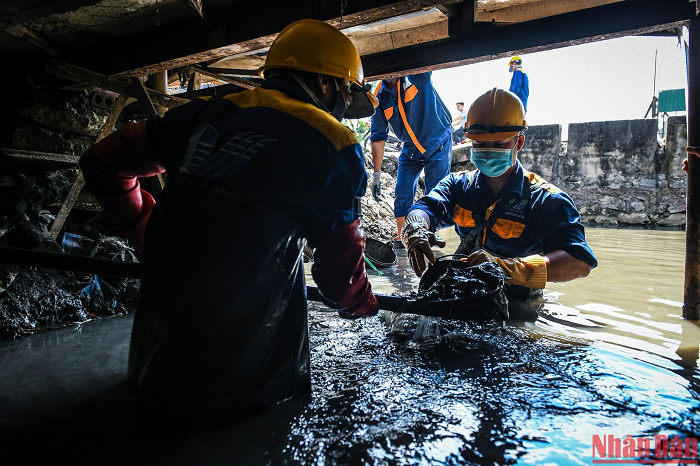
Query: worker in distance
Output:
[[401, 88, 597, 296], [80, 19, 380, 420]]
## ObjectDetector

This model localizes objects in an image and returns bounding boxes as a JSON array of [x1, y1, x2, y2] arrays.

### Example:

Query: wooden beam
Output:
[[194, 67, 260, 89], [477, 0, 625, 24], [351, 20, 449, 55], [202, 67, 261, 77], [1, 148, 79, 166], [49, 92, 127, 239], [44, 60, 189, 109], [131, 77, 157, 115], [69, 0, 462, 77], [173, 84, 250, 99], [362, 0, 695, 80], [684, 16, 700, 320], [96, 93, 128, 141], [49, 172, 85, 239], [187, 72, 202, 92]]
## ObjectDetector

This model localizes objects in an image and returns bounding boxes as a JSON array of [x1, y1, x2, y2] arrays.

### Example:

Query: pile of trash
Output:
[[0, 169, 140, 339], [359, 148, 424, 243]]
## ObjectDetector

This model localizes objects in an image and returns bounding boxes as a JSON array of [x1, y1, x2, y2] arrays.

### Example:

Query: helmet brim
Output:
[[466, 130, 522, 142]]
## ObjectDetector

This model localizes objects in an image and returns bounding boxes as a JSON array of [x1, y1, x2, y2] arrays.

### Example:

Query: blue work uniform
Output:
[[509, 68, 529, 112], [370, 72, 453, 217], [130, 75, 368, 418], [410, 161, 597, 268]]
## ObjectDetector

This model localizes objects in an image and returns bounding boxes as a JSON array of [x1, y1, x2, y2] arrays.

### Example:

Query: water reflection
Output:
[[294, 226, 699, 465], [1, 228, 697, 465]]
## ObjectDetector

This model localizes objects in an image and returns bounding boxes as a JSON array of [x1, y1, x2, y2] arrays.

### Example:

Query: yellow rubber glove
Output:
[[462, 249, 547, 289]]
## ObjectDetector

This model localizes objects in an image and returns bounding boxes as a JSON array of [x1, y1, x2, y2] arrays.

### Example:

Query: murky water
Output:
[[1, 228, 698, 465], [295, 227, 700, 465]]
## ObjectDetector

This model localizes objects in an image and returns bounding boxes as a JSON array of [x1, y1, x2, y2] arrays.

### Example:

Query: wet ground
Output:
[[0, 227, 698, 465]]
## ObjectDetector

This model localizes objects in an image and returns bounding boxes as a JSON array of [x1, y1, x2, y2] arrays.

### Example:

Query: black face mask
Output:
[[329, 78, 348, 122]]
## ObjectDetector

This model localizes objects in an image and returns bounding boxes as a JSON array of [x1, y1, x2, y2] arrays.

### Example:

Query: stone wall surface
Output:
[[520, 124, 562, 180], [7, 89, 111, 157], [508, 119, 686, 228]]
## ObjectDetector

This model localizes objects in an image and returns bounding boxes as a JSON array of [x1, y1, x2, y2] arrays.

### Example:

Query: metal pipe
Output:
[[684, 18, 700, 320]]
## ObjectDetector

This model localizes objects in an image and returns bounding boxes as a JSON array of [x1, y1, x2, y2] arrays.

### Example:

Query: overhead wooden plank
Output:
[[362, 0, 695, 80], [351, 20, 449, 55], [44, 60, 189, 109], [69, 0, 462, 77], [194, 67, 260, 89], [477, 0, 625, 24]]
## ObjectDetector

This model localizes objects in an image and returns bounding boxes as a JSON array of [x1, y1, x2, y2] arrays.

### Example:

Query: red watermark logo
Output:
[[591, 435, 698, 464]]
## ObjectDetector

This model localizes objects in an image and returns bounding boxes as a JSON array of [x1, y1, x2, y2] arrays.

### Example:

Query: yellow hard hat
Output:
[[259, 19, 364, 87], [509, 56, 522, 66], [465, 88, 527, 142]]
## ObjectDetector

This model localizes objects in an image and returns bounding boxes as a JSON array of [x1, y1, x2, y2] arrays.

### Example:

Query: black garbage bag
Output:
[[403, 256, 509, 322], [364, 238, 397, 268]]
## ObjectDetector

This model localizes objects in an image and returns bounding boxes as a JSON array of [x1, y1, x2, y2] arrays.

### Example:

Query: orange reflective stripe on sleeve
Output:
[[491, 219, 526, 239], [384, 107, 394, 120], [397, 83, 426, 154], [452, 205, 476, 227]]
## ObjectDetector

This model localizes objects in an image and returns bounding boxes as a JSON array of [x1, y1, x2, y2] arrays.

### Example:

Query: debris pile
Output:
[[0, 169, 139, 339], [359, 148, 424, 242]]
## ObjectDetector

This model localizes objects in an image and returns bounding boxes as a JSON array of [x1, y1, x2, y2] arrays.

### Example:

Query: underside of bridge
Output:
[[1, 0, 699, 314]]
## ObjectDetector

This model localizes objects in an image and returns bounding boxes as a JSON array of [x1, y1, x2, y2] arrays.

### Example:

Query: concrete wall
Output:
[[520, 124, 562, 180], [562, 118, 686, 227], [449, 118, 688, 228]]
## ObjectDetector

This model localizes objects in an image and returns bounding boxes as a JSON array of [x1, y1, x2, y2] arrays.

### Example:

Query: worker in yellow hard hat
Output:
[[508, 55, 529, 112], [79, 18, 379, 420], [401, 88, 596, 303]]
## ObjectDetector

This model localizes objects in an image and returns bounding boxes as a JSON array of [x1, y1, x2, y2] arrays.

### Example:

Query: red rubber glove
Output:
[[311, 219, 379, 319], [79, 122, 164, 255]]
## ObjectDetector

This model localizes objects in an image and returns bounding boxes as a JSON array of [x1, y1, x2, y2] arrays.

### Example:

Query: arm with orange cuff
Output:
[[79, 121, 165, 255], [311, 219, 379, 319], [463, 249, 547, 289]]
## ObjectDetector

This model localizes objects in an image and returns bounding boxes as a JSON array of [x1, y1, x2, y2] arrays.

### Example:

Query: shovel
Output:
[[0, 247, 503, 320]]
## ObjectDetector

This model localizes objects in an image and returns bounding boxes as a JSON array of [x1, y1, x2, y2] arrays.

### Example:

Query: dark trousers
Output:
[[452, 128, 466, 144]]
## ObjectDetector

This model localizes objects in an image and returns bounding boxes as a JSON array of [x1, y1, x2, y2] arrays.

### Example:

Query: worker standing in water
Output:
[[401, 88, 596, 297], [508, 56, 529, 113], [80, 19, 379, 420], [369, 73, 453, 244]]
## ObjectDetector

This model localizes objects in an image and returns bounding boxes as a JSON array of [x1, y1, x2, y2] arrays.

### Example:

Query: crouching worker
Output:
[[79, 19, 380, 420], [401, 88, 597, 297]]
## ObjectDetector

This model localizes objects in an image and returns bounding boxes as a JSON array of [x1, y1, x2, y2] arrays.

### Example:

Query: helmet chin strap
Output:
[[283, 72, 330, 112]]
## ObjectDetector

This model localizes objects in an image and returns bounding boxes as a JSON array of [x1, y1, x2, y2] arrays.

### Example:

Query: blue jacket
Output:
[[410, 161, 597, 268], [509, 68, 529, 112], [370, 72, 452, 158]]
